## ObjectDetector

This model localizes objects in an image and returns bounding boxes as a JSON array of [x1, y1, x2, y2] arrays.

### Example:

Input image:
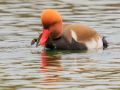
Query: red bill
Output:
[[39, 29, 50, 46]]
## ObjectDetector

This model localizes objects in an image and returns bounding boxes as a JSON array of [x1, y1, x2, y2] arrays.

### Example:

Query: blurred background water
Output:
[[0, 0, 120, 90]]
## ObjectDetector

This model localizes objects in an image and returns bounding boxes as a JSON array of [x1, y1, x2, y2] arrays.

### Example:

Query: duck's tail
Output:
[[102, 36, 108, 49]]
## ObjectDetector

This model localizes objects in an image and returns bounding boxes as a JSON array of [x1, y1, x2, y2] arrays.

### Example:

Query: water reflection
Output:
[[38, 51, 69, 90], [40, 50, 62, 72]]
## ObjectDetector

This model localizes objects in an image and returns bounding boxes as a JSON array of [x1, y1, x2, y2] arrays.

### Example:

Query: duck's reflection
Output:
[[39, 50, 64, 84], [40, 50, 62, 72]]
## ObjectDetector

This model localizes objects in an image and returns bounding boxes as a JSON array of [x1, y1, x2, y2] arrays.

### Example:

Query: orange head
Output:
[[39, 9, 63, 46]]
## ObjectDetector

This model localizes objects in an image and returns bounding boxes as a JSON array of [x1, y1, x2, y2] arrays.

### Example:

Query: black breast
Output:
[[45, 36, 87, 50]]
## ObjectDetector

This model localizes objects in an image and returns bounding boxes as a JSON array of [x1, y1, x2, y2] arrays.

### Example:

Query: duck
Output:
[[31, 9, 108, 50]]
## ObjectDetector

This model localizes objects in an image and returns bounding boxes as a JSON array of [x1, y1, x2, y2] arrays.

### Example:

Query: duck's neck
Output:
[[49, 23, 63, 40]]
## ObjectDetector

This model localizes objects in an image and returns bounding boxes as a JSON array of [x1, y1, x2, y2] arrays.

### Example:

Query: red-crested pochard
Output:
[[31, 9, 108, 50]]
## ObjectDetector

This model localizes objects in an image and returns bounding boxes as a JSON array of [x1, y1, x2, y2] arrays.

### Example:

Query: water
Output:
[[0, 0, 120, 90]]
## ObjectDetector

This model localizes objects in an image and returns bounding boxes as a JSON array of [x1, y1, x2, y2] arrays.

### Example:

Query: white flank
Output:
[[71, 30, 78, 41], [85, 36, 103, 50]]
